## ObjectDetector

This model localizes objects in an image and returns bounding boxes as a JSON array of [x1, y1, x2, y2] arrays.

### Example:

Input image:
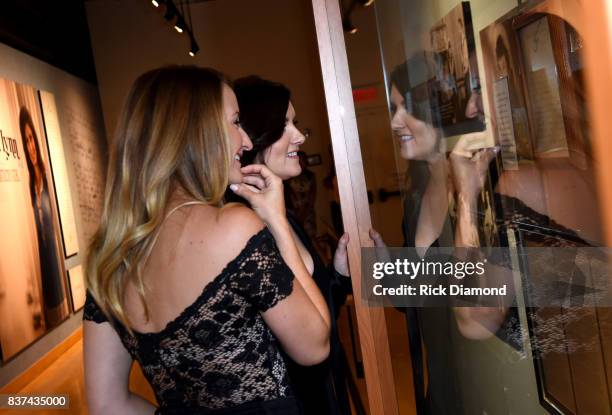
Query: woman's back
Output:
[[84, 203, 296, 410], [124, 202, 259, 333]]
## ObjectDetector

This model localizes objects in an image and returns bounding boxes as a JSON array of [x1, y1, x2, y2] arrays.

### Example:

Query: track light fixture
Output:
[[151, 0, 199, 56], [174, 16, 185, 33], [189, 35, 200, 57]]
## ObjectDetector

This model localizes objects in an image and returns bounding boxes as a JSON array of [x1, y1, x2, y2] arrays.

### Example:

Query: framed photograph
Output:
[[0, 76, 70, 361], [429, 2, 491, 151], [67, 264, 86, 312], [480, 0, 590, 169], [480, 12, 534, 164]]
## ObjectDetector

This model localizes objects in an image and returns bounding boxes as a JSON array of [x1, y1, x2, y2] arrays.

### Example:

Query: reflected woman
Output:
[[388, 59, 500, 415], [388, 61, 463, 415], [19, 107, 67, 328]]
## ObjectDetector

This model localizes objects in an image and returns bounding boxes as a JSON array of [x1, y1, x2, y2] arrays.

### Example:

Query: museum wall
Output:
[[0, 42, 107, 387], [85, 0, 336, 235]]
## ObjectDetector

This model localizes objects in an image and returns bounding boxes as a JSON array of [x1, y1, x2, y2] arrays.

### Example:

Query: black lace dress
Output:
[[83, 228, 299, 415]]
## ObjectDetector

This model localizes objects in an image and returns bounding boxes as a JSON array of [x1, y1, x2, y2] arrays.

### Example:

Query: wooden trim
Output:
[[583, 0, 612, 245], [310, 1, 399, 414], [0, 327, 83, 394]]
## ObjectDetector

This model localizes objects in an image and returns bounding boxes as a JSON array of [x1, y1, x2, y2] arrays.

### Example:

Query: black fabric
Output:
[[84, 228, 297, 412], [155, 396, 300, 415], [285, 214, 352, 415], [401, 176, 464, 415]]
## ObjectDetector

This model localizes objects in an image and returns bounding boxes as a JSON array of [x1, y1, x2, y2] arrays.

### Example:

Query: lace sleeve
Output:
[[83, 290, 109, 323], [231, 229, 295, 311]]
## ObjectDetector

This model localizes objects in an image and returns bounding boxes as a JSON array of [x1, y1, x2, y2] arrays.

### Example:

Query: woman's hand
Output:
[[332, 229, 388, 277], [230, 164, 286, 226], [369, 228, 386, 248], [333, 233, 350, 277], [450, 143, 499, 202]]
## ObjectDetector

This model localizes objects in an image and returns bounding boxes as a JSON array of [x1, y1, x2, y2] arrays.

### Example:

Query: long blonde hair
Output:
[[86, 66, 231, 329]]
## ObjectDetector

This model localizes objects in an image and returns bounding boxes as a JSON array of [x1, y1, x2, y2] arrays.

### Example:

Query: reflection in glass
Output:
[[345, 0, 610, 413]]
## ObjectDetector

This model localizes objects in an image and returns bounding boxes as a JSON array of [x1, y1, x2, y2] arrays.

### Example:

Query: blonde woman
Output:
[[83, 66, 330, 415]]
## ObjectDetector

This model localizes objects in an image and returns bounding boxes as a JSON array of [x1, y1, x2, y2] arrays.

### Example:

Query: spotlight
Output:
[[358, 0, 375, 6], [152, 0, 159, 7], [343, 17, 358, 34], [174, 16, 185, 33], [189, 37, 199, 57]]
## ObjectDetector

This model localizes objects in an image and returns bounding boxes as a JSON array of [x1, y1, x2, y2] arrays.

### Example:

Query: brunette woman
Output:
[[231, 76, 352, 415]]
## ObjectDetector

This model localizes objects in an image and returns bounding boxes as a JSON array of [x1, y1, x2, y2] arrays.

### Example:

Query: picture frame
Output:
[[0, 77, 70, 361]]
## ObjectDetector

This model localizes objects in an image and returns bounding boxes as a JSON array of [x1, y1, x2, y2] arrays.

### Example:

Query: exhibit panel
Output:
[[0, 41, 107, 380], [313, 0, 612, 414], [0, 78, 70, 360]]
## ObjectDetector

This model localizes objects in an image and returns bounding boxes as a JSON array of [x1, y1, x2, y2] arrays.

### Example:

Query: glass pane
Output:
[[343, 0, 611, 414]]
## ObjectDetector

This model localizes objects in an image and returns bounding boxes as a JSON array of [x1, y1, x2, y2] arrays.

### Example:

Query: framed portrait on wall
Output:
[[429, 2, 492, 152], [0, 76, 69, 361], [480, 12, 534, 168], [67, 264, 86, 312]]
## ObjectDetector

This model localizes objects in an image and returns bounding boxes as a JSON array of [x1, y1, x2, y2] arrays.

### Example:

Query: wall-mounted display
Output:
[[67, 264, 86, 312], [65, 105, 106, 246], [480, 12, 534, 164], [429, 2, 492, 152], [0, 77, 69, 361], [39, 91, 80, 258]]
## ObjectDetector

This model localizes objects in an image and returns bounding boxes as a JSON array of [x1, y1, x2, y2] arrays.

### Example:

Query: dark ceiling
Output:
[[0, 0, 98, 83]]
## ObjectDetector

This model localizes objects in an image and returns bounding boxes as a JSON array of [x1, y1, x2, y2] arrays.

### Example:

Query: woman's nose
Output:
[[294, 130, 306, 145], [241, 129, 253, 150], [391, 111, 406, 130]]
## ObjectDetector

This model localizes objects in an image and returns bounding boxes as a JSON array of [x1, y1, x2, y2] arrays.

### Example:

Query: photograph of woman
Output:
[[19, 107, 69, 329], [0, 79, 69, 360]]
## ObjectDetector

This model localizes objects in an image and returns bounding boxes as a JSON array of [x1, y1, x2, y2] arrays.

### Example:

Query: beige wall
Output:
[[85, 0, 335, 233]]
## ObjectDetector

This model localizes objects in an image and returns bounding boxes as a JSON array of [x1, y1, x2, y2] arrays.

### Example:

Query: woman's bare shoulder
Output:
[[190, 203, 266, 248]]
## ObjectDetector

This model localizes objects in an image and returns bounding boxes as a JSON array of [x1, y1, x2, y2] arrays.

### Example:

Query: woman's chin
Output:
[[228, 171, 242, 185], [400, 146, 416, 160]]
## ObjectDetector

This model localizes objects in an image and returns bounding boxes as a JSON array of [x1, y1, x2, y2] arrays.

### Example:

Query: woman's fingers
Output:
[[241, 164, 276, 181], [242, 183, 262, 194], [369, 228, 386, 248], [333, 233, 350, 277], [241, 164, 282, 189], [229, 183, 259, 202], [242, 174, 266, 190]]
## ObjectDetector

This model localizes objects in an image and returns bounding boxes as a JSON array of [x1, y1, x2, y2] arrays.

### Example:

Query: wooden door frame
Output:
[[582, 0, 612, 246], [310, 1, 399, 414]]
